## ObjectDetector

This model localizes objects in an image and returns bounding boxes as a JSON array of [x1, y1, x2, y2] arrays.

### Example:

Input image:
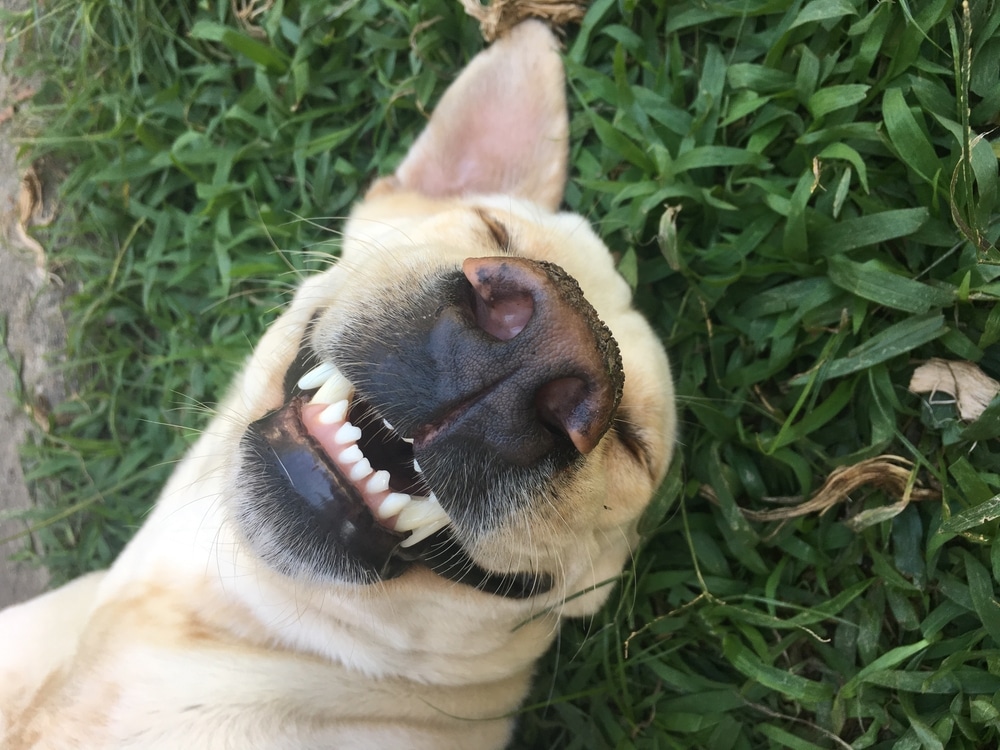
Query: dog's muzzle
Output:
[[240, 257, 624, 598]]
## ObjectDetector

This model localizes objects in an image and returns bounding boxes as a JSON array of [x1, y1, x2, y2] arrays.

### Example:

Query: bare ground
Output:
[[0, 6, 66, 608]]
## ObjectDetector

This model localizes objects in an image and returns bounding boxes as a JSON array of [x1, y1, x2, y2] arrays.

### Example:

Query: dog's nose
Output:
[[338, 257, 624, 468], [459, 258, 622, 456]]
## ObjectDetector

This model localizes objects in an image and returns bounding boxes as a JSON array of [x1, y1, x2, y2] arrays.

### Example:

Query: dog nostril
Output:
[[535, 376, 600, 455], [462, 258, 535, 341]]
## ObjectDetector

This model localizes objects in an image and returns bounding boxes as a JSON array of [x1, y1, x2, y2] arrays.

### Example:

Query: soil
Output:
[[0, 4, 67, 608]]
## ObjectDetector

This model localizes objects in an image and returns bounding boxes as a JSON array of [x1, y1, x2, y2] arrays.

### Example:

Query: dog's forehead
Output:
[[342, 192, 528, 251], [340, 193, 633, 315]]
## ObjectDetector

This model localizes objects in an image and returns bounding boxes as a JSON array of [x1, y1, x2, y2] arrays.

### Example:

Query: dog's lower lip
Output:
[[259, 399, 389, 522], [248, 399, 406, 575]]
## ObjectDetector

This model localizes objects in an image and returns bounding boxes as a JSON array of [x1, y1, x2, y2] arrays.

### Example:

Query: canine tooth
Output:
[[394, 498, 448, 531], [311, 371, 354, 405], [366, 470, 391, 494], [349, 458, 373, 482], [382, 418, 395, 431], [402, 437, 414, 444], [338, 445, 363, 464], [413, 458, 422, 473], [334, 422, 362, 445], [297, 361, 338, 391], [377, 492, 412, 520], [399, 517, 450, 548], [317, 399, 350, 425]]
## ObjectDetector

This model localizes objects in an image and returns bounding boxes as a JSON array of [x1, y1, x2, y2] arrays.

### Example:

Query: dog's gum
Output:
[[300, 402, 450, 536], [301, 403, 393, 516]]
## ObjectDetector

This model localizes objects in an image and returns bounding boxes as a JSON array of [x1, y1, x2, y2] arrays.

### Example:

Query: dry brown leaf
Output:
[[460, 0, 588, 42], [231, 0, 272, 39], [12, 167, 49, 268], [701, 455, 938, 525], [908, 358, 1000, 422]]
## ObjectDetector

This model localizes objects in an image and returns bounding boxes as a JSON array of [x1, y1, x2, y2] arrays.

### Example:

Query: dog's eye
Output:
[[613, 412, 652, 471], [477, 210, 512, 253]]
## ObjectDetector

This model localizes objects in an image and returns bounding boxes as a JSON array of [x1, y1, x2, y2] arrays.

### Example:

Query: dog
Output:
[[0, 19, 675, 749]]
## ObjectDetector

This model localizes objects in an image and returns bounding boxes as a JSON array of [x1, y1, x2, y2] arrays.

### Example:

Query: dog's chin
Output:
[[230, 347, 559, 599]]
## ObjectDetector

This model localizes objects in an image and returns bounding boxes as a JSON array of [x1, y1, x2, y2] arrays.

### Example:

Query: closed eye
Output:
[[476, 209, 512, 254], [612, 411, 654, 475]]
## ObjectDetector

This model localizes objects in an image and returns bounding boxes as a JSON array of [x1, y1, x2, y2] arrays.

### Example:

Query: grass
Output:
[[3, 0, 1000, 746]]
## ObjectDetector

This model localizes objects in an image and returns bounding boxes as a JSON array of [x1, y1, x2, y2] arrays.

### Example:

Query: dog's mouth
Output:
[[292, 358, 449, 548], [244, 349, 551, 599]]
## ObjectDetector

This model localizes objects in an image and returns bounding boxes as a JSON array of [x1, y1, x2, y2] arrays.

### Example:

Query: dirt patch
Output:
[[0, 6, 67, 607]]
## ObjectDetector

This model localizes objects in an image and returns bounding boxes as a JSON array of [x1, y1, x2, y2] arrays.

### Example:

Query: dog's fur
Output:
[[0, 21, 675, 749]]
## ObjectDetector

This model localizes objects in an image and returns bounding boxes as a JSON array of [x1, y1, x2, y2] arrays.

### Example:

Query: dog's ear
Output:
[[372, 21, 568, 211]]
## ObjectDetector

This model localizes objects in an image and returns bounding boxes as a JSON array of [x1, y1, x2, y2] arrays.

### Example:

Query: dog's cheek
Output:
[[533, 443, 620, 532], [540, 446, 647, 604], [456, 453, 610, 574], [597, 440, 660, 529]]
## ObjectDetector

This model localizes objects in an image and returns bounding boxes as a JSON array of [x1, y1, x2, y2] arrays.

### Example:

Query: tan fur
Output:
[[0, 21, 675, 749]]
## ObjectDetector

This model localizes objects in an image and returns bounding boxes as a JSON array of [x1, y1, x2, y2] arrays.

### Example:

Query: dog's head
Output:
[[227, 21, 675, 615]]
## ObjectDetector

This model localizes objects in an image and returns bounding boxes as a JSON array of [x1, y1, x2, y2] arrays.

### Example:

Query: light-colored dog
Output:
[[0, 20, 675, 749]]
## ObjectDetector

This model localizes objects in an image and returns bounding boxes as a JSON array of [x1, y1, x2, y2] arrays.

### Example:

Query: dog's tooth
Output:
[[297, 361, 338, 391], [402, 437, 414, 444], [334, 422, 362, 445], [377, 492, 412, 520], [394, 498, 448, 532], [366, 470, 391, 494], [399, 517, 450, 548], [338, 445, 363, 464], [348, 458, 373, 482], [311, 370, 354, 405], [317, 399, 350, 425], [382, 418, 395, 432], [413, 458, 423, 474]]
